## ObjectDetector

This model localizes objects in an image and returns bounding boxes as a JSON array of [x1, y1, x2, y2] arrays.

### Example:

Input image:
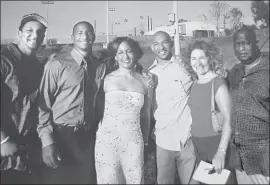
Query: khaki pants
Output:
[[236, 169, 269, 184], [156, 138, 198, 184]]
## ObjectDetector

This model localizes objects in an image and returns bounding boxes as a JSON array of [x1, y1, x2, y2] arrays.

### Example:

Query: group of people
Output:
[[1, 13, 269, 185]]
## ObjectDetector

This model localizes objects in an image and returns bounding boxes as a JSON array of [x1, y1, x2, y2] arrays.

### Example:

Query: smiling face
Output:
[[18, 20, 46, 51], [233, 30, 258, 65], [190, 49, 211, 76], [72, 22, 95, 52], [115, 41, 136, 69], [151, 32, 173, 60]]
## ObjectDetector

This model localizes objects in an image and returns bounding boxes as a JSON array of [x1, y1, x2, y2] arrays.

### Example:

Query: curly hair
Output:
[[183, 40, 224, 79], [105, 37, 144, 75]]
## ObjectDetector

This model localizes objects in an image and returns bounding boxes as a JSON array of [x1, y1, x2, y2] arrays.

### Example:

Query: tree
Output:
[[221, 2, 231, 30], [229, 7, 244, 31], [209, 1, 231, 37], [251, 0, 269, 28]]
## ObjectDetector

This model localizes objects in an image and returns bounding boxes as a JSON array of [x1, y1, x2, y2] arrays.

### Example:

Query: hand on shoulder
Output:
[[141, 71, 157, 89]]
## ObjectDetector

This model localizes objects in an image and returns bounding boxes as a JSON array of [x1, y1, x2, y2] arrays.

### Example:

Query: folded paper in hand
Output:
[[192, 160, 231, 184]]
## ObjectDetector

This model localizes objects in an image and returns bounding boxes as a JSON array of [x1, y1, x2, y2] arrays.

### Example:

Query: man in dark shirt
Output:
[[228, 26, 269, 184], [1, 13, 47, 184]]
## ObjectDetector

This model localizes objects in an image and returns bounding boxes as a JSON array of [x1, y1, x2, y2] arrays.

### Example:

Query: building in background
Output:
[[145, 21, 216, 38]]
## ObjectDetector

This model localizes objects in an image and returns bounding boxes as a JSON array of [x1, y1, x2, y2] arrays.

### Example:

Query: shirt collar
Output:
[[149, 55, 176, 70], [70, 48, 92, 66]]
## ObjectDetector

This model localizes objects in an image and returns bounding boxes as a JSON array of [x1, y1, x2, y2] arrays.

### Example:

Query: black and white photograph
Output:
[[1, 1, 269, 184]]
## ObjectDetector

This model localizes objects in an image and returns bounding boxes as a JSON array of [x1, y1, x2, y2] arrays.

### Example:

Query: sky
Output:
[[1, 1, 255, 41]]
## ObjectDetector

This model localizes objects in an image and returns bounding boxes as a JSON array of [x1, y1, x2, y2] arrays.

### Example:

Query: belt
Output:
[[54, 122, 91, 133]]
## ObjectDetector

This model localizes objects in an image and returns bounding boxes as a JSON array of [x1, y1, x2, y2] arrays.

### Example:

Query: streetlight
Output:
[[114, 22, 120, 36], [41, 0, 55, 45], [106, 0, 109, 46], [173, 1, 180, 58], [124, 19, 128, 36], [140, 16, 144, 32], [106, 0, 115, 46]]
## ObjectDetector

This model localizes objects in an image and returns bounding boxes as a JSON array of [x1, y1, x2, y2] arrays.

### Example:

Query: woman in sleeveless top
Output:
[[95, 37, 153, 184], [186, 41, 234, 182]]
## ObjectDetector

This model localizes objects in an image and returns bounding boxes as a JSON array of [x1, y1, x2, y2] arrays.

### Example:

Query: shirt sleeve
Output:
[[37, 60, 60, 147], [0, 57, 14, 135], [0, 73, 12, 133]]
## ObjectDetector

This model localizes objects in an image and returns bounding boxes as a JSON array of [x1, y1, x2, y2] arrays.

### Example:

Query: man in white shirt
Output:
[[149, 31, 197, 184]]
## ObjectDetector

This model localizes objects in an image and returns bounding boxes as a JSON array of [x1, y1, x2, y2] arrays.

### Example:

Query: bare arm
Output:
[[212, 83, 232, 173], [216, 84, 232, 151]]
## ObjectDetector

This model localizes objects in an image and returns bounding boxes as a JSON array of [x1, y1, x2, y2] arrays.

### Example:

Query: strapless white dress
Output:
[[95, 91, 144, 184]]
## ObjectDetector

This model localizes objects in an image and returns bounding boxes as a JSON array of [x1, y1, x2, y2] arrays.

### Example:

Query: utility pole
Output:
[[124, 19, 128, 36], [106, 0, 109, 46], [41, 0, 55, 45], [111, 22, 113, 36], [150, 18, 153, 30], [173, 1, 180, 58], [147, 16, 150, 31], [94, 20, 96, 34]]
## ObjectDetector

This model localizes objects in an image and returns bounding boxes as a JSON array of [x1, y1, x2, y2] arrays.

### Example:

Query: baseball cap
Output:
[[19, 13, 48, 30]]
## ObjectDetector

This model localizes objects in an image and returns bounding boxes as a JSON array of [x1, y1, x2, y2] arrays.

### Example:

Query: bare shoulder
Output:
[[104, 71, 122, 84], [104, 71, 116, 82]]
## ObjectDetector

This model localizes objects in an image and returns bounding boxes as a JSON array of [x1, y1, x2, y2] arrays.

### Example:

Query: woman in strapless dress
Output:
[[95, 37, 153, 184]]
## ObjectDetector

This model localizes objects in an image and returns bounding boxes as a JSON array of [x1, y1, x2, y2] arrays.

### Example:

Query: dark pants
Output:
[[192, 135, 237, 184], [41, 125, 96, 184], [1, 169, 35, 184]]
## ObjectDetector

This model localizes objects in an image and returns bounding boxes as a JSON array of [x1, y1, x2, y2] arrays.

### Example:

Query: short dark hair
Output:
[[233, 26, 257, 44], [106, 37, 143, 74], [72, 21, 94, 35]]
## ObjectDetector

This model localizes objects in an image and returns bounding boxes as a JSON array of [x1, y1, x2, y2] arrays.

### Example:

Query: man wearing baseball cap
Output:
[[1, 13, 47, 184]]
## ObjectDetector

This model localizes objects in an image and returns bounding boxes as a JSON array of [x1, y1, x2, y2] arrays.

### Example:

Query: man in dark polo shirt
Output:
[[227, 26, 269, 184], [1, 13, 47, 184], [37, 21, 107, 184]]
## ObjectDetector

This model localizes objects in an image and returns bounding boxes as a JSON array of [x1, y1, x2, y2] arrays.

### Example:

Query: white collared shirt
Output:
[[149, 56, 193, 151]]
